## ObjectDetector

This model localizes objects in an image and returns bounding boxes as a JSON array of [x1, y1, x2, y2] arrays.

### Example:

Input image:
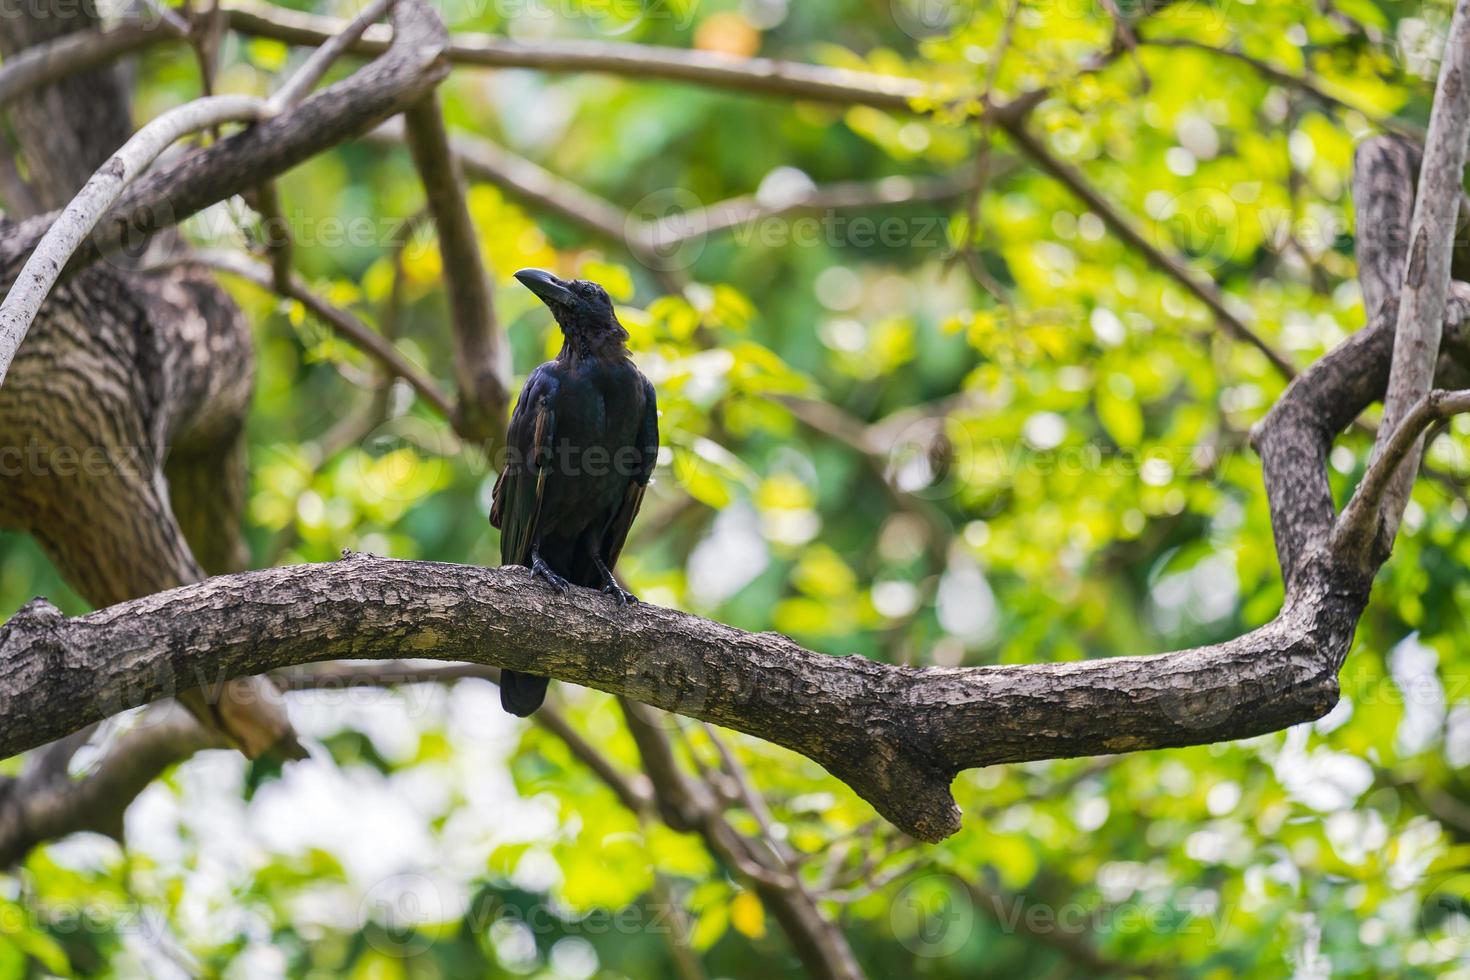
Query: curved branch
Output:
[[266, 0, 393, 112], [0, 548, 1367, 843], [1355, 0, 1470, 562], [0, 0, 450, 279], [1335, 388, 1470, 554]]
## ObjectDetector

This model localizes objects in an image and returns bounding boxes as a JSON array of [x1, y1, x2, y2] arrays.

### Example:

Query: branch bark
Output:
[[0, 0, 451, 278], [0, 548, 1367, 843]]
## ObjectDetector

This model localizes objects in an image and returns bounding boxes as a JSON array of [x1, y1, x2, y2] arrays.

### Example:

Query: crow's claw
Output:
[[602, 583, 639, 606], [531, 558, 570, 593]]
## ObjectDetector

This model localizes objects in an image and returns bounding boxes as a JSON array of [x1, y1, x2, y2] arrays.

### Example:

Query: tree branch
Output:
[[1138, 35, 1422, 140], [1347, 0, 1470, 563], [401, 94, 509, 447], [1335, 388, 1470, 554], [0, 20, 183, 112], [222, 0, 931, 112], [170, 249, 457, 422], [0, 0, 450, 279], [265, 0, 393, 113], [995, 120, 1298, 378], [0, 539, 1370, 844]]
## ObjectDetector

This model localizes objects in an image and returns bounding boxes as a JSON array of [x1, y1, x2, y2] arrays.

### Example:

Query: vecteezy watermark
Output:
[[0, 897, 170, 941], [891, 875, 975, 957], [359, 874, 682, 957], [892, 872, 1232, 958], [727, 213, 947, 252], [0, 439, 156, 479], [890, 0, 977, 39], [1420, 871, 1470, 960]]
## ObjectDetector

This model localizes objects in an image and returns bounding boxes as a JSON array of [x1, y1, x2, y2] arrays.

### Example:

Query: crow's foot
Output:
[[531, 557, 569, 593], [601, 583, 639, 606]]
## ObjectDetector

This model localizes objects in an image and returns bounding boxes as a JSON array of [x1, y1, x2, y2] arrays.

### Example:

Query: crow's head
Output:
[[514, 269, 629, 352]]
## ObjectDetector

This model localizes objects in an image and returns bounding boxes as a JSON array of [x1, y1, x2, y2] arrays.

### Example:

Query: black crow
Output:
[[490, 269, 659, 716]]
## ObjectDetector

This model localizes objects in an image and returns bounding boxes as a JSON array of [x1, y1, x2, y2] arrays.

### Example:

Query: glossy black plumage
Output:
[[490, 269, 658, 716]]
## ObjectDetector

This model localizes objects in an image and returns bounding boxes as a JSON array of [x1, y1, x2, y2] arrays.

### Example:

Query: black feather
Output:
[[492, 271, 658, 715]]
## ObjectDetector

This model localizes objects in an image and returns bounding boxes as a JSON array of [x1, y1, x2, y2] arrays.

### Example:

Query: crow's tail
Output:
[[500, 670, 548, 716]]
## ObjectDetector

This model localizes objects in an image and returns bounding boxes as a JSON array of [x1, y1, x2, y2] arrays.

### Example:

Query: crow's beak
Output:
[[514, 268, 575, 308]]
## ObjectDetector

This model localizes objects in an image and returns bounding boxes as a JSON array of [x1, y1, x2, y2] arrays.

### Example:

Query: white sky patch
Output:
[[1273, 726, 1374, 812], [688, 500, 770, 608], [1390, 632, 1445, 757], [936, 550, 998, 645]]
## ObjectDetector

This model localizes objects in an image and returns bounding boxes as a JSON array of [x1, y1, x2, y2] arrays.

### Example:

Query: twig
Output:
[[173, 249, 457, 421], [1140, 35, 1420, 140], [996, 120, 1298, 378], [224, 0, 932, 113], [1335, 389, 1470, 558], [266, 0, 394, 113]]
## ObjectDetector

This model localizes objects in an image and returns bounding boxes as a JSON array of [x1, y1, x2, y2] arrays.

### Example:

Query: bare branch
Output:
[[1335, 389, 1470, 554], [0, 21, 182, 112], [1139, 35, 1422, 139], [0, 540, 1370, 845], [223, 0, 931, 112], [6, 0, 451, 278], [1351, 3, 1470, 562], [401, 94, 509, 446], [995, 120, 1297, 378], [266, 0, 393, 113]]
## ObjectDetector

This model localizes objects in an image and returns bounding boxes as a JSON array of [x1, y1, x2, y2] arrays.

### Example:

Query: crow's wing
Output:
[[491, 365, 558, 567], [601, 374, 659, 571]]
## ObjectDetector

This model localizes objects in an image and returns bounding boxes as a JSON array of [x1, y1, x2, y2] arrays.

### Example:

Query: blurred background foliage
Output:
[[4, 0, 1470, 976]]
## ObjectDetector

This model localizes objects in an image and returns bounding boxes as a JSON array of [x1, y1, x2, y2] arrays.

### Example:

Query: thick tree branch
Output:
[[0, 546, 1369, 843], [0, 0, 450, 278], [0, 21, 183, 112]]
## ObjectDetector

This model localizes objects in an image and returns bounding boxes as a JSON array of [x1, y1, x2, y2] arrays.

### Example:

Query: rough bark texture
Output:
[[0, 551, 1373, 843]]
